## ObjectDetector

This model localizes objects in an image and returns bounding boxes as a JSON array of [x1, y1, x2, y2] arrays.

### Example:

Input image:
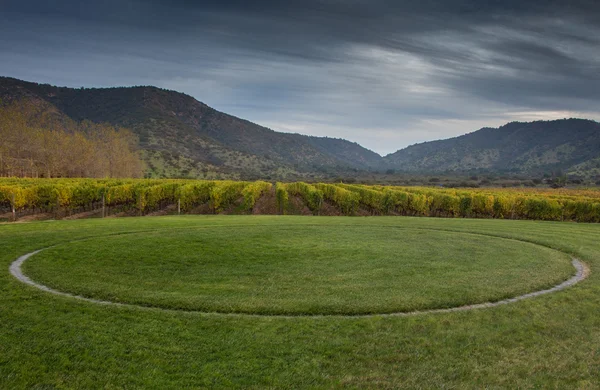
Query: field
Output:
[[2, 178, 600, 222], [1, 215, 600, 388]]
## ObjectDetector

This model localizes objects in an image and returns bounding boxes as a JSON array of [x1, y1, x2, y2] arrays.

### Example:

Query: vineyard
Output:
[[1, 178, 600, 222]]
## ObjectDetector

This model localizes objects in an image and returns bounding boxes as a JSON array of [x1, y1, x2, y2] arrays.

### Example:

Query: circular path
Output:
[[9, 232, 590, 318]]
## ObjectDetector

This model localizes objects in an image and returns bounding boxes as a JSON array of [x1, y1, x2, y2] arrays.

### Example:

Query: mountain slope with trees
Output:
[[384, 119, 600, 177], [0, 77, 381, 180], [1, 76, 600, 180]]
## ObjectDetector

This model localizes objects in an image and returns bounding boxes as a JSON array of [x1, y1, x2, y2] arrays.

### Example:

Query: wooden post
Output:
[[102, 193, 106, 218], [11, 193, 16, 222], [178, 198, 181, 215], [139, 192, 143, 216]]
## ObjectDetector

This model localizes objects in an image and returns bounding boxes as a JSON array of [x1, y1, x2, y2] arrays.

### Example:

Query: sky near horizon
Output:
[[2, 1, 600, 155]]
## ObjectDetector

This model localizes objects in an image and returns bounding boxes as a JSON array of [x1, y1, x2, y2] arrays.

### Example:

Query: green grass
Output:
[[1, 216, 600, 388], [25, 225, 572, 315]]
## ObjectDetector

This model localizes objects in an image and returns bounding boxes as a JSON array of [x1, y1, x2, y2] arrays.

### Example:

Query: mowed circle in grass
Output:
[[23, 225, 575, 315]]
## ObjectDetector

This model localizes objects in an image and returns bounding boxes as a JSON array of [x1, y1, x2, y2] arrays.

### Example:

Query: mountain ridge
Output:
[[385, 119, 600, 177], [0, 76, 381, 179], [1, 76, 599, 179]]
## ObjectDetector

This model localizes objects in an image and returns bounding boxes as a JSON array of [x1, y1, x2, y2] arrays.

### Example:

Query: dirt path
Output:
[[8, 247, 590, 318]]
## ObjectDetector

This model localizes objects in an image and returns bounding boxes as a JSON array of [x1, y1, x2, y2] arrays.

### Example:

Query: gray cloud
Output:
[[2, 0, 600, 154]]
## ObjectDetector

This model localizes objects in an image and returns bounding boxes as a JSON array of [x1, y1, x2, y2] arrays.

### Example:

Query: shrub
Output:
[[209, 181, 248, 213], [286, 182, 324, 214], [275, 183, 289, 214], [176, 181, 215, 211], [241, 181, 272, 211], [315, 184, 359, 215]]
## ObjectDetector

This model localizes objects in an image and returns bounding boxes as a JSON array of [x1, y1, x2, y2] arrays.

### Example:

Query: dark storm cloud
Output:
[[2, 0, 600, 153]]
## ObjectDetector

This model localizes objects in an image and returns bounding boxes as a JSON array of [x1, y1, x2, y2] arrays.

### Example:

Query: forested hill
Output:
[[0, 77, 381, 180], [384, 119, 600, 177], [2, 76, 600, 180]]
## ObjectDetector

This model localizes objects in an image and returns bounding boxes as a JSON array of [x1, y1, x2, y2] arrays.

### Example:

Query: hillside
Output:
[[0, 98, 143, 178], [2, 76, 600, 180], [0, 77, 381, 180], [384, 120, 600, 177]]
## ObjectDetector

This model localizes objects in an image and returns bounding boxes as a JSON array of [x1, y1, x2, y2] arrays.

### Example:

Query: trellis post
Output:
[[139, 192, 143, 216], [11, 192, 16, 222]]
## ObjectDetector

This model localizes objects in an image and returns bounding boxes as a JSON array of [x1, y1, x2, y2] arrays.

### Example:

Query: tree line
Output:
[[0, 99, 144, 178]]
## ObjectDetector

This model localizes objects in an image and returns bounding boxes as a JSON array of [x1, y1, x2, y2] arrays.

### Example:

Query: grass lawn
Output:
[[1, 216, 599, 388], [25, 224, 572, 315]]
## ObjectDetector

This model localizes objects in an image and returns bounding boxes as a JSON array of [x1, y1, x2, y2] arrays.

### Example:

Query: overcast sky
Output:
[[2, 1, 600, 155]]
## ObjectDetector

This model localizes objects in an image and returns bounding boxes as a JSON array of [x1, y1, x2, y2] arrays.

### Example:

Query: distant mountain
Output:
[[2, 76, 600, 179], [0, 77, 381, 179], [384, 120, 600, 177]]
